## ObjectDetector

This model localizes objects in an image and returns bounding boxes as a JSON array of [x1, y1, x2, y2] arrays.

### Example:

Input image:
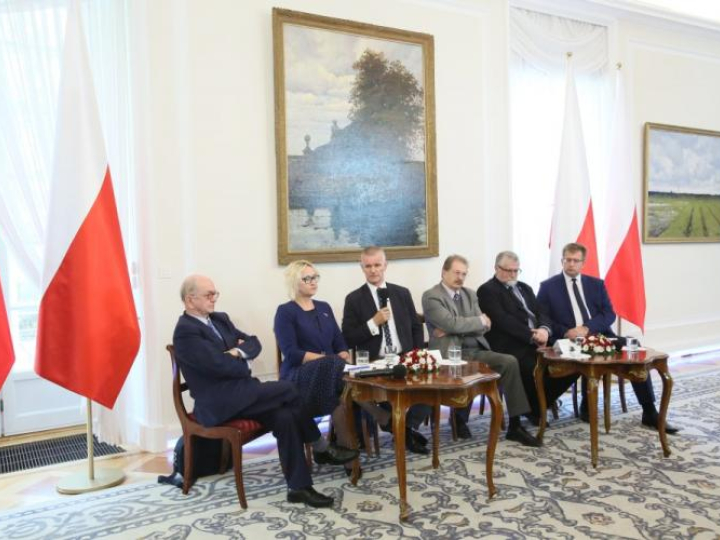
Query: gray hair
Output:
[[180, 275, 199, 302], [495, 250, 519, 267], [284, 260, 314, 299], [360, 245, 386, 260]]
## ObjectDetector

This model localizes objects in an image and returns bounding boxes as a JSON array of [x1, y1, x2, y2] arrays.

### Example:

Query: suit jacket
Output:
[[172, 312, 263, 427], [477, 276, 551, 361], [342, 282, 423, 360], [421, 283, 490, 357], [274, 300, 347, 381], [536, 273, 616, 342]]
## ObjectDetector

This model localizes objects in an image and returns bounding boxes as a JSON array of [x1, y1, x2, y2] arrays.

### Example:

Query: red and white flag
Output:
[[548, 59, 599, 278], [604, 67, 645, 331], [35, 1, 140, 409], [0, 274, 14, 389]]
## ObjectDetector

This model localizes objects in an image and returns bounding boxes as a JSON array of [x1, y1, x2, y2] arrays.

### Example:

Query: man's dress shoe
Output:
[[313, 444, 359, 466], [406, 430, 430, 455], [454, 419, 472, 440], [506, 425, 543, 447], [287, 486, 334, 508], [409, 429, 428, 446], [642, 413, 680, 435]]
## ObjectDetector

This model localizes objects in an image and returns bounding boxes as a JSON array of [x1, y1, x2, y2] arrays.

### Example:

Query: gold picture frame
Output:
[[643, 122, 720, 243], [273, 8, 438, 264]]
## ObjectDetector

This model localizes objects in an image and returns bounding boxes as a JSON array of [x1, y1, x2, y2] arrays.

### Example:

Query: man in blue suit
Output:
[[537, 243, 678, 433], [173, 274, 358, 508]]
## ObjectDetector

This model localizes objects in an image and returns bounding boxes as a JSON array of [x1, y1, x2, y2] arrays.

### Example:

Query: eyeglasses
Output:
[[562, 258, 584, 264], [301, 274, 321, 284], [195, 291, 220, 300], [497, 266, 522, 275]]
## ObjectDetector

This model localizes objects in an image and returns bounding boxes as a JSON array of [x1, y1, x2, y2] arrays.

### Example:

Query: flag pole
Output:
[[56, 398, 125, 494]]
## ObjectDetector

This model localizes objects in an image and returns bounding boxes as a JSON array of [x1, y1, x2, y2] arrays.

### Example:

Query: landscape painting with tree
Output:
[[273, 9, 438, 263], [643, 123, 720, 243]]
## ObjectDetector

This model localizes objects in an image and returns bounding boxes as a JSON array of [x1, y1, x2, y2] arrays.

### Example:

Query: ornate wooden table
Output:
[[534, 347, 673, 467], [342, 362, 502, 521]]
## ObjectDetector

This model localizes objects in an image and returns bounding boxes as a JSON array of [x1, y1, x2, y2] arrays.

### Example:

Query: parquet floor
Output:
[[0, 349, 717, 513]]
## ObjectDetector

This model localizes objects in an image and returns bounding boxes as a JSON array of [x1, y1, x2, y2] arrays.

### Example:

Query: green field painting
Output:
[[647, 192, 720, 240]]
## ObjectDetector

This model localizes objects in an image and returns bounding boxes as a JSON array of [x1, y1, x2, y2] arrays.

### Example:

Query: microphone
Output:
[[353, 364, 406, 379], [377, 287, 389, 308]]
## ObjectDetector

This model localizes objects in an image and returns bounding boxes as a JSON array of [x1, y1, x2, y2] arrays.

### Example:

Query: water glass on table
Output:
[[626, 337, 639, 357], [448, 344, 462, 364], [384, 345, 399, 366], [355, 349, 370, 366], [573, 336, 585, 356]]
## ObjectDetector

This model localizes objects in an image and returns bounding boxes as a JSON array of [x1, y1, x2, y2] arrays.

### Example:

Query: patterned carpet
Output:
[[1, 369, 719, 539]]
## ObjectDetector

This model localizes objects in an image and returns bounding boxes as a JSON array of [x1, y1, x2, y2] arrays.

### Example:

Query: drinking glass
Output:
[[356, 349, 370, 365], [384, 345, 399, 365], [448, 344, 462, 364], [626, 337, 639, 352], [573, 336, 585, 356]]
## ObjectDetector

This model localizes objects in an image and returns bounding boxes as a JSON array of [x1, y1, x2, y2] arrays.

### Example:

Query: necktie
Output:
[[453, 292, 461, 303], [377, 290, 394, 351], [207, 318, 223, 340], [571, 278, 590, 324], [511, 285, 537, 328]]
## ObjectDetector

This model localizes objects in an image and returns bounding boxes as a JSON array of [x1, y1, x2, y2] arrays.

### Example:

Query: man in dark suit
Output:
[[537, 243, 678, 433], [172, 274, 358, 508], [477, 251, 578, 425], [422, 255, 541, 446], [342, 246, 431, 454]]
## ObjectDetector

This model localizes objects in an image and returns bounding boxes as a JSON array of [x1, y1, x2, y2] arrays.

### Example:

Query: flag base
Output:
[[56, 468, 125, 494]]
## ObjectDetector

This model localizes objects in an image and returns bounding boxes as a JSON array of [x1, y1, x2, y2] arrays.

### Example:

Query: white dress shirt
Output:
[[365, 282, 402, 355], [563, 273, 592, 327]]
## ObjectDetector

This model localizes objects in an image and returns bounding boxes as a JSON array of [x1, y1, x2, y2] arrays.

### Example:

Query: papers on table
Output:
[[438, 358, 468, 366], [559, 352, 592, 360]]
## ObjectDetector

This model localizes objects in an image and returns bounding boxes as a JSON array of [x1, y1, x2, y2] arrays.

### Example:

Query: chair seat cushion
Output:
[[188, 413, 264, 433]]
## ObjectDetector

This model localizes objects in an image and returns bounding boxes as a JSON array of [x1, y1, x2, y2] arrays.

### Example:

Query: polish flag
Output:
[[604, 67, 645, 331], [548, 58, 599, 278], [0, 275, 14, 389], [34, 1, 140, 408]]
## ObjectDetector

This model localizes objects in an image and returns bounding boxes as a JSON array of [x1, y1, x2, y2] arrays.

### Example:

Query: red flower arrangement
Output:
[[401, 348, 439, 374], [580, 334, 615, 356]]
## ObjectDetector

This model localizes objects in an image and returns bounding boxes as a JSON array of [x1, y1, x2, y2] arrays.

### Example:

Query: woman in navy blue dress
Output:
[[274, 260, 389, 459]]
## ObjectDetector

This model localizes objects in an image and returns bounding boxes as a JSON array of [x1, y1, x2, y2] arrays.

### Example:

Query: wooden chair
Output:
[[167, 345, 268, 509]]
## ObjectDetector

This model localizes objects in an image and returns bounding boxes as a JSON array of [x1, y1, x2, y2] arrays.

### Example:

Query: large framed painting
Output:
[[273, 8, 438, 264], [643, 122, 720, 243]]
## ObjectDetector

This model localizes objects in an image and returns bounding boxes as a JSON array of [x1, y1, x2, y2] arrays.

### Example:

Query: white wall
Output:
[[624, 19, 720, 349], [127, 0, 720, 447]]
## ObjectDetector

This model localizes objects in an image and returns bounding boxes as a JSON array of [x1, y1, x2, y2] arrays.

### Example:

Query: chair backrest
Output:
[[166, 344, 192, 428]]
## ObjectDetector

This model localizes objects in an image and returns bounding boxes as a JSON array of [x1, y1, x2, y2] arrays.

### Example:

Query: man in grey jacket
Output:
[[422, 255, 540, 446]]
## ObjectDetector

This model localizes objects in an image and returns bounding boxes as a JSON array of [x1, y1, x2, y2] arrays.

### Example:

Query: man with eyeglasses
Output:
[[537, 243, 679, 434], [341, 246, 432, 455], [422, 255, 541, 446], [477, 251, 578, 425], [173, 274, 359, 509]]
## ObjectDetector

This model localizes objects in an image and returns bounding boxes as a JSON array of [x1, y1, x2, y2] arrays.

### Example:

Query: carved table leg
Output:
[[391, 392, 409, 521], [655, 362, 673, 458], [603, 373, 611, 434], [588, 376, 600, 468], [342, 385, 361, 485], [432, 399, 440, 469], [485, 383, 502, 499], [535, 359, 547, 443]]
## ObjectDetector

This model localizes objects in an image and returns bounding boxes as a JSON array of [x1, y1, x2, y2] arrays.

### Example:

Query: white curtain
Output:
[[0, 0, 142, 447], [509, 7, 610, 289]]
